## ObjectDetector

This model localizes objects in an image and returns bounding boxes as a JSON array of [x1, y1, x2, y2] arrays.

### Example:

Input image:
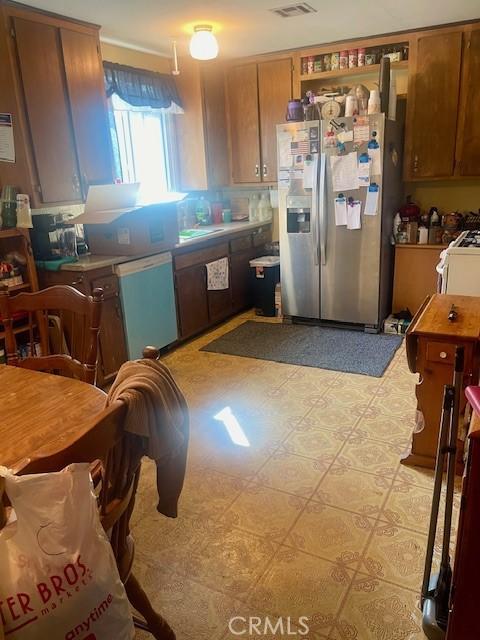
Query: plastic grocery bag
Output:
[[0, 463, 135, 640]]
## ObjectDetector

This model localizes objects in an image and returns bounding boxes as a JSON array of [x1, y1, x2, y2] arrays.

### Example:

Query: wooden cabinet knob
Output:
[[440, 351, 448, 359]]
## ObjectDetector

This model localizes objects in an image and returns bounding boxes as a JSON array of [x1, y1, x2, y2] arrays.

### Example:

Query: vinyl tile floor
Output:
[[133, 311, 459, 640]]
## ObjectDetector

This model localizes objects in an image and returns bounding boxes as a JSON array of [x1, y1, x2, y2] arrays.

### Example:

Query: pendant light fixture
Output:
[[189, 24, 219, 60], [171, 40, 180, 75]]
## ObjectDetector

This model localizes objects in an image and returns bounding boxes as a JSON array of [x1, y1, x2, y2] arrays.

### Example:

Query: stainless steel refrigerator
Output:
[[277, 113, 403, 332]]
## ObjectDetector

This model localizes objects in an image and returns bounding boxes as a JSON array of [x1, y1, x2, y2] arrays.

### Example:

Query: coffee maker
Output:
[[30, 213, 87, 260]]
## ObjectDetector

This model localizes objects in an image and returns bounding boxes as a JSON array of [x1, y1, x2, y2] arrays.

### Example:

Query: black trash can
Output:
[[249, 256, 280, 317]]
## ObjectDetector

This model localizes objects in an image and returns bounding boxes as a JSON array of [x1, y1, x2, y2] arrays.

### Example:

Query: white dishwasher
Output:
[[115, 252, 178, 359]]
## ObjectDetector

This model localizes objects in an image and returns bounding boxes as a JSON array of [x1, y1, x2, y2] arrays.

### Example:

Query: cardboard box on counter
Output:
[[74, 202, 179, 256], [73, 184, 183, 256]]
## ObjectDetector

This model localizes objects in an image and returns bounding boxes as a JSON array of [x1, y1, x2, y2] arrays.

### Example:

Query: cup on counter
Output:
[[222, 208, 232, 223], [211, 201, 223, 225]]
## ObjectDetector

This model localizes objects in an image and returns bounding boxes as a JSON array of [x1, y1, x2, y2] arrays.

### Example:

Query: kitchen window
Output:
[[104, 61, 183, 203], [109, 94, 179, 202]]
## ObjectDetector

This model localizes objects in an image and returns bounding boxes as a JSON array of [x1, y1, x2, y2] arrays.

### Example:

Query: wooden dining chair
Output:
[[4, 349, 175, 639], [0, 285, 103, 384]]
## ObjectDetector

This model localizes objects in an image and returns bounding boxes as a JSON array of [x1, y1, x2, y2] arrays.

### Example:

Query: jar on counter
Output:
[[331, 52, 340, 70], [348, 49, 358, 68], [358, 48, 366, 67], [339, 50, 348, 69], [307, 56, 315, 74], [323, 53, 331, 72], [314, 56, 323, 73]]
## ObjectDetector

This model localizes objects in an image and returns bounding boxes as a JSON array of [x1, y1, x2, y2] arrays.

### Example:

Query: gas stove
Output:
[[447, 230, 480, 254], [458, 230, 480, 248], [439, 230, 480, 295]]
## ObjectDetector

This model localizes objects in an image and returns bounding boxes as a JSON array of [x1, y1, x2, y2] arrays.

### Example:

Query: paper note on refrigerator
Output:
[[278, 169, 290, 187], [347, 200, 362, 230], [368, 147, 382, 176], [303, 158, 314, 189], [357, 153, 370, 186], [278, 134, 293, 169], [337, 129, 353, 144], [330, 152, 359, 192], [364, 184, 380, 215], [353, 117, 370, 143], [334, 196, 347, 226]]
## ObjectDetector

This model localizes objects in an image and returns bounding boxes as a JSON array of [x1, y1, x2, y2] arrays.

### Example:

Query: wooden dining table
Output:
[[0, 365, 107, 470]]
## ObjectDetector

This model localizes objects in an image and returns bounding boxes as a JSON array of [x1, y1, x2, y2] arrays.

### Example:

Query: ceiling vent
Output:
[[270, 3, 317, 18]]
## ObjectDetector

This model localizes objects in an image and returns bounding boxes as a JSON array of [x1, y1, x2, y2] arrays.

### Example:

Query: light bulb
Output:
[[189, 25, 218, 60]]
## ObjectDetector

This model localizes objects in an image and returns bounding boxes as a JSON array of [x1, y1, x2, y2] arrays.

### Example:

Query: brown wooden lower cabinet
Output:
[[392, 244, 445, 315], [175, 264, 210, 339], [37, 266, 128, 386], [208, 285, 232, 325], [174, 225, 272, 340]]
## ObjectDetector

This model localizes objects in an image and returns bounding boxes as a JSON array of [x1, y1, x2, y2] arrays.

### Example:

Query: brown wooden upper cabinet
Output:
[[60, 29, 113, 195], [455, 24, 480, 177], [0, 3, 112, 206], [227, 58, 293, 184], [404, 25, 480, 180], [13, 17, 83, 204], [176, 59, 229, 191]]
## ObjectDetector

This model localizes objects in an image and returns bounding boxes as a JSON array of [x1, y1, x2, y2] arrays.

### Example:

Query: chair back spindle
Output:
[[0, 285, 103, 384]]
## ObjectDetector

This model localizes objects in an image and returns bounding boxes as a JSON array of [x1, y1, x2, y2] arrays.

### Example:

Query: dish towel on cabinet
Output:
[[206, 257, 229, 290]]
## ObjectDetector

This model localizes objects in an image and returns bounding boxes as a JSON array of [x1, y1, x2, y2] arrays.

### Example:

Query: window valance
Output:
[[104, 61, 182, 110]]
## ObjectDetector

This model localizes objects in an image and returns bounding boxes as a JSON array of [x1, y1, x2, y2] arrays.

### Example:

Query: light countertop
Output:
[[55, 220, 271, 272], [175, 220, 271, 248], [395, 244, 448, 250]]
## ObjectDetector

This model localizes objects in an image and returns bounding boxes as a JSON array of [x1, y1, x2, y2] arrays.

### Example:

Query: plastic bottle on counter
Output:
[[418, 227, 429, 244], [249, 194, 259, 222], [258, 193, 273, 222], [195, 196, 211, 225], [393, 212, 402, 242], [428, 207, 441, 244], [16, 194, 33, 228]]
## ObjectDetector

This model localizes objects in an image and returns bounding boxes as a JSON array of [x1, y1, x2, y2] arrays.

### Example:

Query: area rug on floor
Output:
[[201, 321, 403, 377]]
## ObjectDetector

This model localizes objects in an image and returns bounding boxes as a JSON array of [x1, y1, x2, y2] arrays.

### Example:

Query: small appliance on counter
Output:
[[30, 212, 83, 261]]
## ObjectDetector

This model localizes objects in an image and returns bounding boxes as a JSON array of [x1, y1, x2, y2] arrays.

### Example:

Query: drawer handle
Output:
[[439, 351, 448, 359], [255, 164, 260, 177], [71, 277, 83, 286]]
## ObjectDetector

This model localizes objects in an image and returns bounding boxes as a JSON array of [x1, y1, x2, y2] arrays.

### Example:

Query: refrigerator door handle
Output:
[[311, 154, 320, 266], [319, 153, 327, 266]]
